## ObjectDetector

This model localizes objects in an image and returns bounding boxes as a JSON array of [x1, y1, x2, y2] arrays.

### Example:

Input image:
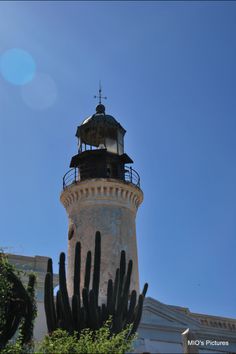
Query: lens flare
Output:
[[0, 48, 36, 85], [21, 73, 57, 110]]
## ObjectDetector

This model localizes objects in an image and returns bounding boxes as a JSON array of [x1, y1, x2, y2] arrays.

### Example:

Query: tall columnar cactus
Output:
[[0, 256, 37, 349], [44, 231, 148, 338]]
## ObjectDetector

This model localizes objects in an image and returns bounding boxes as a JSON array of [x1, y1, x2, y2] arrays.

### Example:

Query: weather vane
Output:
[[94, 81, 107, 105]]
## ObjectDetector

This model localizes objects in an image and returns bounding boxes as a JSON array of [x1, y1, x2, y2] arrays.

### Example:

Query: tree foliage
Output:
[[0, 253, 13, 330], [36, 320, 136, 354], [0, 252, 37, 350]]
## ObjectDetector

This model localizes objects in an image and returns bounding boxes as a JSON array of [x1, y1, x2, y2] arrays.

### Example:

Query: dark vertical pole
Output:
[[130, 167, 133, 183]]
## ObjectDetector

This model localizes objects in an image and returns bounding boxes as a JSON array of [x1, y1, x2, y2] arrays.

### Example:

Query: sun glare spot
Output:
[[0, 48, 36, 85], [20, 73, 57, 110]]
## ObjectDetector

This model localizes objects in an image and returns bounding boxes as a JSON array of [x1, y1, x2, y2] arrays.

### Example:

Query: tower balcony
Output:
[[62, 166, 140, 190]]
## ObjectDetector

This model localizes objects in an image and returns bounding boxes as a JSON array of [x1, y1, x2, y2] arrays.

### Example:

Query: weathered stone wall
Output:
[[60, 178, 143, 298]]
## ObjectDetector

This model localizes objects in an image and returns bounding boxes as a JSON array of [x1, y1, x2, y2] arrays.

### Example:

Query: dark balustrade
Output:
[[62, 166, 140, 190]]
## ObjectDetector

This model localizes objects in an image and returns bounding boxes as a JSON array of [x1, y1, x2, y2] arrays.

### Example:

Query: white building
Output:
[[7, 102, 236, 353], [7, 252, 236, 353]]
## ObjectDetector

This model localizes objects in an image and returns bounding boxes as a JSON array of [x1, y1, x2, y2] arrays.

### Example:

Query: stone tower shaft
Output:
[[60, 178, 143, 297], [60, 103, 143, 298]]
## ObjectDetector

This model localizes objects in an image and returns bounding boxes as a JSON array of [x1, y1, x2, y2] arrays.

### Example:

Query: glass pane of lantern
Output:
[[118, 143, 123, 155], [117, 131, 124, 155], [105, 137, 117, 154]]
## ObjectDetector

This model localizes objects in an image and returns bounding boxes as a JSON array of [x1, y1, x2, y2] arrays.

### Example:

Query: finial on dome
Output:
[[94, 80, 107, 105], [96, 103, 105, 113]]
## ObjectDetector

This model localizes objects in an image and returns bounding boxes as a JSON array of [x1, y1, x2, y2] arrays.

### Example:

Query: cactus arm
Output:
[[56, 290, 65, 329], [44, 273, 56, 333], [142, 283, 148, 297], [46, 258, 57, 326], [82, 288, 90, 327], [73, 242, 81, 297], [92, 231, 101, 306], [88, 289, 99, 329], [47, 258, 53, 274], [84, 251, 91, 290], [130, 294, 144, 336], [106, 279, 113, 315], [119, 260, 133, 314], [112, 268, 120, 314], [59, 252, 73, 333], [118, 250, 126, 299], [101, 303, 108, 324], [126, 290, 137, 324], [72, 294, 77, 329]]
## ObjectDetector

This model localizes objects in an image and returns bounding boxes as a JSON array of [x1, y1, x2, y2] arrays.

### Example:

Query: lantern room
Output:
[[65, 103, 140, 187], [76, 104, 125, 155]]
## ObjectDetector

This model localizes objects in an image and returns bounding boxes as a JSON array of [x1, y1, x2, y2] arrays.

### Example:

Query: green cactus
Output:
[[84, 251, 91, 290], [92, 231, 101, 306], [44, 273, 56, 333], [44, 231, 148, 339], [59, 253, 73, 333], [73, 242, 81, 297]]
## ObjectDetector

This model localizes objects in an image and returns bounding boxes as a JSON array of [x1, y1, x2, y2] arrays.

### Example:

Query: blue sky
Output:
[[0, 1, 236, 318]]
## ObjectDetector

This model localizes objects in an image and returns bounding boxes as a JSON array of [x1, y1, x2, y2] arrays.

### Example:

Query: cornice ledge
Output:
[[60, 179, 143, 210]]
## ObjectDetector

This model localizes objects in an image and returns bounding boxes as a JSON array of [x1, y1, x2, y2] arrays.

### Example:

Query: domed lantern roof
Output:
[[81, 104, 121, 127], [68, 95, 139, 185], [76, 104, 126, 155]]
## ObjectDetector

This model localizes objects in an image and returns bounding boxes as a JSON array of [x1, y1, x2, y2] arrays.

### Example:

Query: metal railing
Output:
[[63, 168, 79, 189], [124, 167, 140, 188], [62, 166, 140, 190]]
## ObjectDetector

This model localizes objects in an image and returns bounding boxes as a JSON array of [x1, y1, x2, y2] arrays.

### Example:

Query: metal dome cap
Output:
[[77, 104, 126, 150]]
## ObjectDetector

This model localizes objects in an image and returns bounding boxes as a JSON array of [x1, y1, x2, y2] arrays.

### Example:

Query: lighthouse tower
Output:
[[60, 100, 143, 298]]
